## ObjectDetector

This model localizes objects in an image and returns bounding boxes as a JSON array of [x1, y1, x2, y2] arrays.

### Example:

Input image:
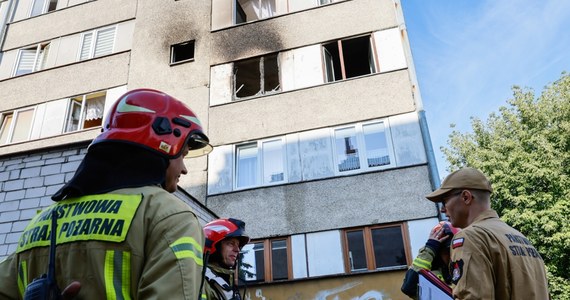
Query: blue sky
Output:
[[401, 0, 570, 179]]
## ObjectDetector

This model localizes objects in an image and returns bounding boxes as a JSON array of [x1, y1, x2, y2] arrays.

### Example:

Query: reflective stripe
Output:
[[201, 293, 207, 300], [18, 260, 28, 298], [170, 237, 203, 266], [413, 257, 432, 270], [105, 250, 132, 300]]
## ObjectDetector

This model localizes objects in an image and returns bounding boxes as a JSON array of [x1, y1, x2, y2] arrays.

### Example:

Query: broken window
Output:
[[233, 53, 280, 99], [323, 35, 376, 82], [235, 0, 276, 24], [170, 40, 195, 64]]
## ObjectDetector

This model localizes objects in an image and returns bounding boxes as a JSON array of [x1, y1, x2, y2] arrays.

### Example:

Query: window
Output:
[[233, 53, 280, 100], [29, 0, 57, 17], [344, 225, 407, 273], [170, 40, 195, 64], [13, 43, 50, 76], [323, 35, 376, 82], [235, 0, 276, 24], [0, 108, 35, 145], [235, 138, 286, 189], [64, 91, 106, 132], [333, 120, 393, 174], [240, 238, 291, 283], [79, 26, 116, 60]]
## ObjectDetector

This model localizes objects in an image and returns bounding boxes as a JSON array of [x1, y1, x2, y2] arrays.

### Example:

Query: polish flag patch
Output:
[[452, 238, 464, 249]]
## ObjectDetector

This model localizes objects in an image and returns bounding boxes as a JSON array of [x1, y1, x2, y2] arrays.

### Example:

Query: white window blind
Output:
[[80, 32, 93, 60], [15, 49, 37, 75], [94, 27, 115, 57]]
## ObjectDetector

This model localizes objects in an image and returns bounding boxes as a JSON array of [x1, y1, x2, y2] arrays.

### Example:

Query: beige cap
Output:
[[426, 167, 493, 202]]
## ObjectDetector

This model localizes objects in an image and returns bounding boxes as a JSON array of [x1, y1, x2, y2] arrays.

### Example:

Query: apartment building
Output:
[[0, 0, 442, 298]]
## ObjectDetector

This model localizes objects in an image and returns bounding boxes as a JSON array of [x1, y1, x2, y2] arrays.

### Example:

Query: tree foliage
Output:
[[441, 72, 570, 299]]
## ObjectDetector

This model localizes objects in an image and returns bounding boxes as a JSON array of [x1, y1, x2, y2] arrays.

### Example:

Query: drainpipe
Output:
[[394, 0, 445, 220], [0, 0, 17, 64]]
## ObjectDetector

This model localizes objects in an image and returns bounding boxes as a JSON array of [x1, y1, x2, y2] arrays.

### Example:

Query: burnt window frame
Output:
[[322, 34, 379, 83], [232, 52, 281, 101], [170, 40, 196, 65]]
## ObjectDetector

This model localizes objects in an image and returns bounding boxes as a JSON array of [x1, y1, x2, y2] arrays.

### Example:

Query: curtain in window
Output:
[[84, 96, 105, 121]]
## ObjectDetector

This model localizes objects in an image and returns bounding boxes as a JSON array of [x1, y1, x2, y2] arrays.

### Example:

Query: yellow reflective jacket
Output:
[[0, 186, 204, 300]]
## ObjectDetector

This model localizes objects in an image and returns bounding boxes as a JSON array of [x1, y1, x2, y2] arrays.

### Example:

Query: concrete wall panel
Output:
[[207, 165, 437, 238], [209, 0, 397, 65], [0, 52, 130, 111], [3, 0, 136, 50], [209, 70, 415, 145]]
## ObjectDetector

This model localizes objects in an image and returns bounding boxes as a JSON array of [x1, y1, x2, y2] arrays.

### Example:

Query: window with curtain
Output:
[[333, 120, 393, 174], [235, 138, 286, 189], [0, 108, 35, 145]]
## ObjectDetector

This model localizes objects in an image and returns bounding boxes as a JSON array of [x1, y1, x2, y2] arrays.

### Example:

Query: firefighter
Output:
[[426, 167, 550, 299], [202, 218, 250, 300], [401, 221, 459, 299], [0, 88, 212, 299]]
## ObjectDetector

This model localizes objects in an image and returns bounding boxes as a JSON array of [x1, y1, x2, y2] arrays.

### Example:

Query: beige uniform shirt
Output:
[[0, 186, 204, 300], [450, 209, 549, 299]]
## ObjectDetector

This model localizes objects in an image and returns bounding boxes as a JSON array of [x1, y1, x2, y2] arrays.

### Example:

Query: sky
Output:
[[400, 0, 570, 179]]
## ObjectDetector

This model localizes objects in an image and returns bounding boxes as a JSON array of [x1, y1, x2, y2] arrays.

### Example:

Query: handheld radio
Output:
[[23, 209, 62, 300]]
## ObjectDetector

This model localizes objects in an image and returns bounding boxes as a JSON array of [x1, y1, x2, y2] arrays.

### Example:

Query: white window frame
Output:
[[234, 137, 288, 190], [78, 25, 117, 61], [0, 107, 36, 145], [64, 91, 106, 132], [12, 42, 50, 76], [28, 0, 57, 17], [331, 119, 395, 176]]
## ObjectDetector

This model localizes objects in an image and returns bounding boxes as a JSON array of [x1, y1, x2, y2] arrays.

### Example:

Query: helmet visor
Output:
[[187, 133, 213, 157]]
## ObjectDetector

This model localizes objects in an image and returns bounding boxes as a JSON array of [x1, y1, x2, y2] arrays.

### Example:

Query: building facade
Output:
[[0, 0, 442, 298]]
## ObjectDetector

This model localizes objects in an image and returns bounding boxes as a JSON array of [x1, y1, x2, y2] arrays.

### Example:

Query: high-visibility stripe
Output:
[[105, 250, 132, 300], [413, 257, 432, 270], [201, 293, 207, 300], [170, 237, 203, 266], [17, 260, 28, 298]]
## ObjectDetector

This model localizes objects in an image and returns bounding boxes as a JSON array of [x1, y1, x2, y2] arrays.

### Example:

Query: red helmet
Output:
[[91, 88, 212, 158], [203, 218, 250, 255]]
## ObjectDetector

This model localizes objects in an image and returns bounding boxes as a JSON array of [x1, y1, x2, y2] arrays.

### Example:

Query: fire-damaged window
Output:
[[239, 237, 291, 283], [344, 224, 408, 273], [323, 35, 377, 82], [233, 53, 280, 100], [170, 40, 195, 65]]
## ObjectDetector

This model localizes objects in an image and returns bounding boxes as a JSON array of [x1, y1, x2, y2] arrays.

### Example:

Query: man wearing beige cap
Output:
[[426, 167, 549, 299]]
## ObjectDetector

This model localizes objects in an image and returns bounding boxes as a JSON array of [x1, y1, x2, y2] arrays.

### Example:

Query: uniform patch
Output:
[[451, 259, 464, 284], [452, 237, 464, 249]]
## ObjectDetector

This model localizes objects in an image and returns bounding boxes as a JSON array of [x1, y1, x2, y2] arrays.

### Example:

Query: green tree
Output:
[[441, 72, 570, 299]]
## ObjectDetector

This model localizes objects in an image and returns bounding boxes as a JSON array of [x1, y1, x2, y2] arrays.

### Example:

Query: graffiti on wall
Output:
[[245, 281, 384, 300]]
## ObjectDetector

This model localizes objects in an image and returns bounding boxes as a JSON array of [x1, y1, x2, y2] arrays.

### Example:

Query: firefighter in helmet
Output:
[[202, 218, 250, 300], [401, 221, 460, 299], [0, 88, 212, 299]]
